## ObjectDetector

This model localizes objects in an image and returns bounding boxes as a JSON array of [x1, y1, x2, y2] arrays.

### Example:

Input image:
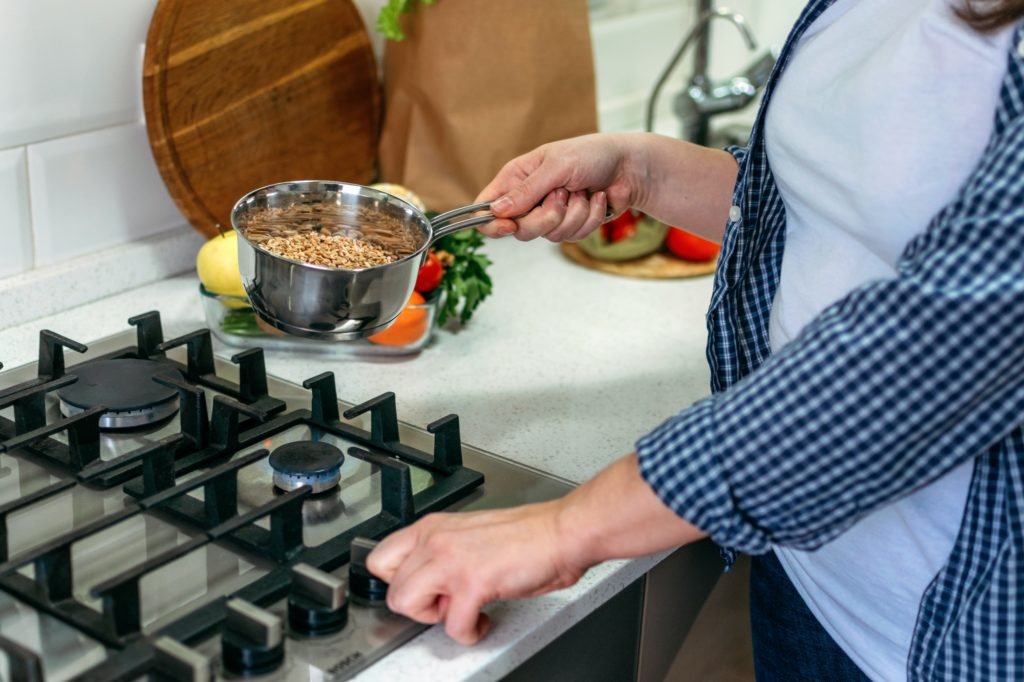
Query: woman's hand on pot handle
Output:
[[476, 132, 741, 245], [475, 133, 638, 242]]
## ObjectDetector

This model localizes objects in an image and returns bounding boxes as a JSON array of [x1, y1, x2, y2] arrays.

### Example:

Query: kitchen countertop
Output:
[[0, 235, 715, 681]]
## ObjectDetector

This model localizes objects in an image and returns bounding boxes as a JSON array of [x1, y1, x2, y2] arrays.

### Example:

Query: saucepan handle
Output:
[[429, 202, 495, 242], [428, 199, 620, 244]]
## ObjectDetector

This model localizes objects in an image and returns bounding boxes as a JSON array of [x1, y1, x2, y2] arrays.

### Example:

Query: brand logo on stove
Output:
[[327, 650, 364, 673]]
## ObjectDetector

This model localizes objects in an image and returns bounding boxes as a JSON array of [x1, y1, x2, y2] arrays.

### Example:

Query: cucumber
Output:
[[576, 217, 669, 262]]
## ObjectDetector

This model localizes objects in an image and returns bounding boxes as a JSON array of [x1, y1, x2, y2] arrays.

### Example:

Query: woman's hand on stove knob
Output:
[[366, 500, 586, 645], [368, 454, 707, 645], [475, 133, 640, 242]]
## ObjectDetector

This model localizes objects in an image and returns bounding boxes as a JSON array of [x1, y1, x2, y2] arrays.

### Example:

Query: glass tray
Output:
[[199, 285, 441, 357]]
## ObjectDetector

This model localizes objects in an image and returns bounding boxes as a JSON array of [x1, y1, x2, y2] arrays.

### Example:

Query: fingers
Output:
[[473, 140, 623, 241], [386, 559, 446, 624], [445, 595, 492, 645], [480, 189, 611, 243], [513, 189, 570, 241], [477, 217, 519, 239], [367, 523, 421, 583], [477, 189, 569, 241], [383, 551, 491, 645], [566, 191, 609, 242], [545, 191, 591, 243], [370, 503, 583, 646], [475, 152, 541, 207], [490, 155, 570, 220]]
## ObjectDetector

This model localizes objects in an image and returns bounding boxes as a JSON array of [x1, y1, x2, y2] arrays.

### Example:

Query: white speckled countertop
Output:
[[0, 236, 715, 681]]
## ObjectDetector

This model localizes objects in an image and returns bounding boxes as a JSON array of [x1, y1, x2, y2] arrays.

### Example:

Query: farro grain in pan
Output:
[[259, 230, 402, 269], [240, 204, 422, 269]]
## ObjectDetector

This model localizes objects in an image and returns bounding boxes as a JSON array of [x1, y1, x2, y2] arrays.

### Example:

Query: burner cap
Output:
[[57, 358, 182, 430], [269, 442, 344, 493]]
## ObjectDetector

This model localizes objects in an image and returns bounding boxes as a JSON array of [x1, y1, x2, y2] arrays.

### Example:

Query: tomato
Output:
[[415, 250, 445, 294], [602, 210, 640, 243], [664, 228, 720, 261], [368, 292, 429, 346]]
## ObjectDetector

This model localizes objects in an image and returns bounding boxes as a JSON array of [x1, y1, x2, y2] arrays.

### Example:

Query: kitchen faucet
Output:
[[645, 2, 777, 145]]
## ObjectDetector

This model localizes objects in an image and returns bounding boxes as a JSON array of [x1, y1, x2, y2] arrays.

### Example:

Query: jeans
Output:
[[750, 551, 871, 682]]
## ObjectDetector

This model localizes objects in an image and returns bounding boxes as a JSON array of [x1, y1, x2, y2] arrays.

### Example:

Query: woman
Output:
[[368, 0, 1024, 679]]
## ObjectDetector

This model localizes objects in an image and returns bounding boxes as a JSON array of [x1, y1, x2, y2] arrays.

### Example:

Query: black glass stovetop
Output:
[[0, 312, 570, 681]]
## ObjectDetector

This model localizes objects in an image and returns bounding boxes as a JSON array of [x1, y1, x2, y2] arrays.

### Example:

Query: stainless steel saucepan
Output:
[[230, 181, 494, 340]]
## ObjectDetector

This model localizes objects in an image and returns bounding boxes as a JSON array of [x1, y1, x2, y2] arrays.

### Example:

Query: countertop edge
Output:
[[0, 236, 717, 680]]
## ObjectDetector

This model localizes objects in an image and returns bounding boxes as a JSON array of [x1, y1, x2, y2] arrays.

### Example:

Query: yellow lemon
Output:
[[371, 183, 427, 212], [197, 232, 248, 307]]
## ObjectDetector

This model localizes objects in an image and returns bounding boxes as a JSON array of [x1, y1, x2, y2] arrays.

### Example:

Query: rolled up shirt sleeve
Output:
[[638, 117, 1024, 555], [725, 144, 749, 169]]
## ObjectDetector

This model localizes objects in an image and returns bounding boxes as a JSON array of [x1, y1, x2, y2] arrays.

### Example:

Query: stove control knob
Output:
[[153, 637, 212, 682], [221, 598, 284, 676], [349, 537, 389, 606], [288, 563, 349, 636]]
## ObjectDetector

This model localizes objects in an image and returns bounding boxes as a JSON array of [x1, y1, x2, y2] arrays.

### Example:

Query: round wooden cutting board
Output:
[[144, 0, 380, 238], [560, 243, 717, 279]]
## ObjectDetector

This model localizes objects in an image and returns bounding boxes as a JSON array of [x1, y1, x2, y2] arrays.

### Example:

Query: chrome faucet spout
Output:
[[645, 5, 774, 146], [645, 8, 757, 134]]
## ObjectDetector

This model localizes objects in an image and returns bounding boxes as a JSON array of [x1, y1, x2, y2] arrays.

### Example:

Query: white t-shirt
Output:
[[764, 0, 1014, 680]]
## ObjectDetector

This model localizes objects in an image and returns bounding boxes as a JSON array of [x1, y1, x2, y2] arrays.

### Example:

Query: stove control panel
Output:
[[168, 538, 423, 681]]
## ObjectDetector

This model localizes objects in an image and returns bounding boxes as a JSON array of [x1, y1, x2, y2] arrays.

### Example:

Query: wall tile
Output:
[[0, 148, 33, 278], [749, 1, 810, 52], [591, 4, 690, 132], [0, 0, 158, 148], [27, 123, 184, 267], [590, 1, 804, 133]]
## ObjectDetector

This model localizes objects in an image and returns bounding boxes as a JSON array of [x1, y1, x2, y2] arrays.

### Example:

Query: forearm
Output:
[[624, 133, 739, 243], [639, 224, 1024, 553], [555, 453, 707, 569]]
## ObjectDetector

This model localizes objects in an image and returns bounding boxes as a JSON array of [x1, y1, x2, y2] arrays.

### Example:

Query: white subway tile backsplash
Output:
[[0, 0, 158, 149], [590, 1, 803, 134], [27, 123, 185, 267], [0, 148, 33, 279], [591, 4, 691, 132], [0, 0, 809, 325]]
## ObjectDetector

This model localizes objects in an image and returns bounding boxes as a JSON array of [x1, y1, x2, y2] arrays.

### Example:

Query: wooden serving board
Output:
[[560, 243, 717, 279], [143, 0, 380, 238]]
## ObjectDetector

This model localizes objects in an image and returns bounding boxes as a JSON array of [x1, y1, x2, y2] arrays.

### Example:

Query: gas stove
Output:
[[0, 312, 570, 681]]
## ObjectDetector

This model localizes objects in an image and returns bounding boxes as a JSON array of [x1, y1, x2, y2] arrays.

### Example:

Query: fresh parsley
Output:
[[432, 230, 493, 326], [376, 0, 437, 41]]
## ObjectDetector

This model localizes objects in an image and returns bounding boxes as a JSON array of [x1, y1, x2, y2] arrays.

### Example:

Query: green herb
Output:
[[433, 230, 493, 326], [376, 0, 437, 41], [220, 310, 264, 336]]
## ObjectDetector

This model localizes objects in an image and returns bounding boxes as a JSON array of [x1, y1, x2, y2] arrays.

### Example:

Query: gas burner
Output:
[[56, 358, 182, 430], [269, 441, 344, 493]]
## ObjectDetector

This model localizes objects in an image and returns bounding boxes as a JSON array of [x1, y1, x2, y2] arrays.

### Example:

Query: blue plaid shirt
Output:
[[636, 2, 1024, 679]]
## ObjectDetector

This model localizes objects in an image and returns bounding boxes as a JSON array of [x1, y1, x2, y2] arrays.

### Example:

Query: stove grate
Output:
[[0, 312, 290, 487], [0, 314, 487, 682]]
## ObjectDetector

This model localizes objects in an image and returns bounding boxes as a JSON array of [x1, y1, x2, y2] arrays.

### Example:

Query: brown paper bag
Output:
[[378, 0, 599, 211]]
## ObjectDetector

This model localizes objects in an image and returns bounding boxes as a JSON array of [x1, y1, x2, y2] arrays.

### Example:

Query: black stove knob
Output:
[[221, 598, 284, 676], [153, 636, 212, 682], [0, 633, 43, 682], [348, 537, 389, 606], [288, 563, 349, 636]]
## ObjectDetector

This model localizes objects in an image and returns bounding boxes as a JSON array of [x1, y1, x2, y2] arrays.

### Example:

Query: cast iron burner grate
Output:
[[0, 312, 490, 681], [269, 441, 345, 493], [57, 358, 182, 429]]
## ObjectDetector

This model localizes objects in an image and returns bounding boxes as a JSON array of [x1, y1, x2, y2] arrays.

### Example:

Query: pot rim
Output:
[[229, 179, 433, 274]]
